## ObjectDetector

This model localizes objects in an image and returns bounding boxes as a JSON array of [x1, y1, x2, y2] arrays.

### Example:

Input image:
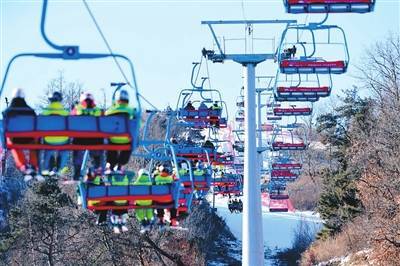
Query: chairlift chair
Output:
[[273, 106, 312, 116], [271, 131, 307, 151], [212, 172, 243, 196], [283, 0, 376, 14], [274, 71, 333, 103], [278, 23, 350, 74], [270, 169, 298, 182], [0, 0, 141, 170], [176, 64, 228, 129], [272, 162, 302, 170], [269, 199, 289, 212], [79, 146, 186, 212]]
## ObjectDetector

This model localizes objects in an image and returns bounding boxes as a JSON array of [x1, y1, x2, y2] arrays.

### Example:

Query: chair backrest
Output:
[[3, 114, 138, 150]]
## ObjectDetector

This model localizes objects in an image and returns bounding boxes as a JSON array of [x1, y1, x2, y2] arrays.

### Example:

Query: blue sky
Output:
[[1, 0, 399, 119]]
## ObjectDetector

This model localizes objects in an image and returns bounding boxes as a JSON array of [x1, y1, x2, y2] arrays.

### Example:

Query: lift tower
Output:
[[201, 19, 296, 265]]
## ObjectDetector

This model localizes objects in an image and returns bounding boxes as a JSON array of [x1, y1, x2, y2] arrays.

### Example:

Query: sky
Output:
[[1, 0, 399, 120]]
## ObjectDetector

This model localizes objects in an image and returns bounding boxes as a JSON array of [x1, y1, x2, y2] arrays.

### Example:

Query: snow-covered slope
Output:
[[210, 195, 322, 250]]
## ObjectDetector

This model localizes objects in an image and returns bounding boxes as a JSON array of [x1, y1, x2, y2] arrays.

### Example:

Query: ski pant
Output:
[[73, 150, 103, 179], [135, 208, 154, 222], [135, 200, 153, 221], [7, 139, 38, 171], [42, 150, 69, 172], [156, 207, 177, 220], [106, 149, 131, 170], [11, 149, 39, 171], [95, 210, 108, 223], [112, 208, 128, 216]]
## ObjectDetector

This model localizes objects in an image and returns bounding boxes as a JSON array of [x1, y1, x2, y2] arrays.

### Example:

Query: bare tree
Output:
[[37, 71, 83, 110]]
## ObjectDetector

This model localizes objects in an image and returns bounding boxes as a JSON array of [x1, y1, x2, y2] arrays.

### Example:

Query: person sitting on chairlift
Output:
[[228, 200, 234, 213], [71, 92, 103, 181], [185, 136, 194, 145], [238, 198, 243, 213], [85, 168, 108, 226], [198, 102, 209, 110], [134, 169, 154, 231], [184, 101, 195, 111], [41, 91, 70, 177], [110, 172, 130, 234], [3, 88, 41, 181], [282, 48, 291, 60], [202, 139, 215, 150], [290, 45, 297, 58], [184, 101, 195, 119], [154, 165, 178, 227], [209, 101, 222, 127], [105, 89, 136, 173]]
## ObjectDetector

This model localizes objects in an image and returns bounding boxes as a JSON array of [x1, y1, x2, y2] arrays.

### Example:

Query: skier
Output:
[[184, 101, 196, 119], [184, 101, 195, 111], [198, 101, 209, 110], [41, 91, 69, 177], [228, 200, 234, 213], [85, 168, 108, 225], [238, 198, 243, 213], [210, 101, 222, 127], [134, 169, 154, 232], [202, 139, 215, 150], [155, 165, 178, 227], [71, 92, 103, 180], [110, 173, 130, 233], [105, 89, 136, 173], [3, 88, 41, 181]]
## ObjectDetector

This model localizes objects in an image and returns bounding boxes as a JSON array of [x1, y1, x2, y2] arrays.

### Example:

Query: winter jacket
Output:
[[71, 103, 103, 145], [3, 97, 36, 144], [41, 102, 69, 144], [105, 102, 136, 144]]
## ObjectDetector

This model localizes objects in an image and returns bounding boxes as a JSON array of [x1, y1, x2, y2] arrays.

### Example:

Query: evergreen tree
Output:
[[316, 88, 370, 237]]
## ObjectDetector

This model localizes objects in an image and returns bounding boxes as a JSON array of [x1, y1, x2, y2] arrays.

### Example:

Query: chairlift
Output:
[[269, 199, 289, 212], [271, 127, 307, 151], [212, 172, 243, 196], [272, 162, 302, 170], [79, 146, 185, 211], [1, 0, 141, 156], [284, 0, 376, 14], [270, 169, 298, 182], [278, 23, 349, 74], [274, 71, 332, 102], [176, 63, 228, 129], [236, 95, 245, 108], [235, 109, 245, 122], [268, 186, 290, 200], [273, 106, 312, 116]]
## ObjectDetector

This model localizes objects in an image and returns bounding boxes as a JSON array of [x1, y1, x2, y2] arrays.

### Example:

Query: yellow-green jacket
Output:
[[194, 169, 205, 176], [155, 172, 173, 185], [112, 175, 129, 205], [74, 104, 101, 116], [87, 175, 102, 206], [42, 102, 69, 144], [105, 103, 136, 144], [211, 104, 222, 110], [134, 174, 153, 206]]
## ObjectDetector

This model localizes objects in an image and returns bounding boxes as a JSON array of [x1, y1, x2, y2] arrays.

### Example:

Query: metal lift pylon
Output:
[[201, 19, 296, 266]]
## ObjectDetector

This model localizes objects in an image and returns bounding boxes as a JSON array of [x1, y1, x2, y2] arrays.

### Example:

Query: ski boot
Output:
[[140, 219, 151, 234], [110, 215, 120, 234], [170, 218, 179, 227], [157, 217, 165, 230], [120, 214, 129, 233]]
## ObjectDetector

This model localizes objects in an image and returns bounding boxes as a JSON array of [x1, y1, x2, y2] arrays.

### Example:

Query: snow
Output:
[[317, 249, 373, 266], [210, 195, 323, 250]]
